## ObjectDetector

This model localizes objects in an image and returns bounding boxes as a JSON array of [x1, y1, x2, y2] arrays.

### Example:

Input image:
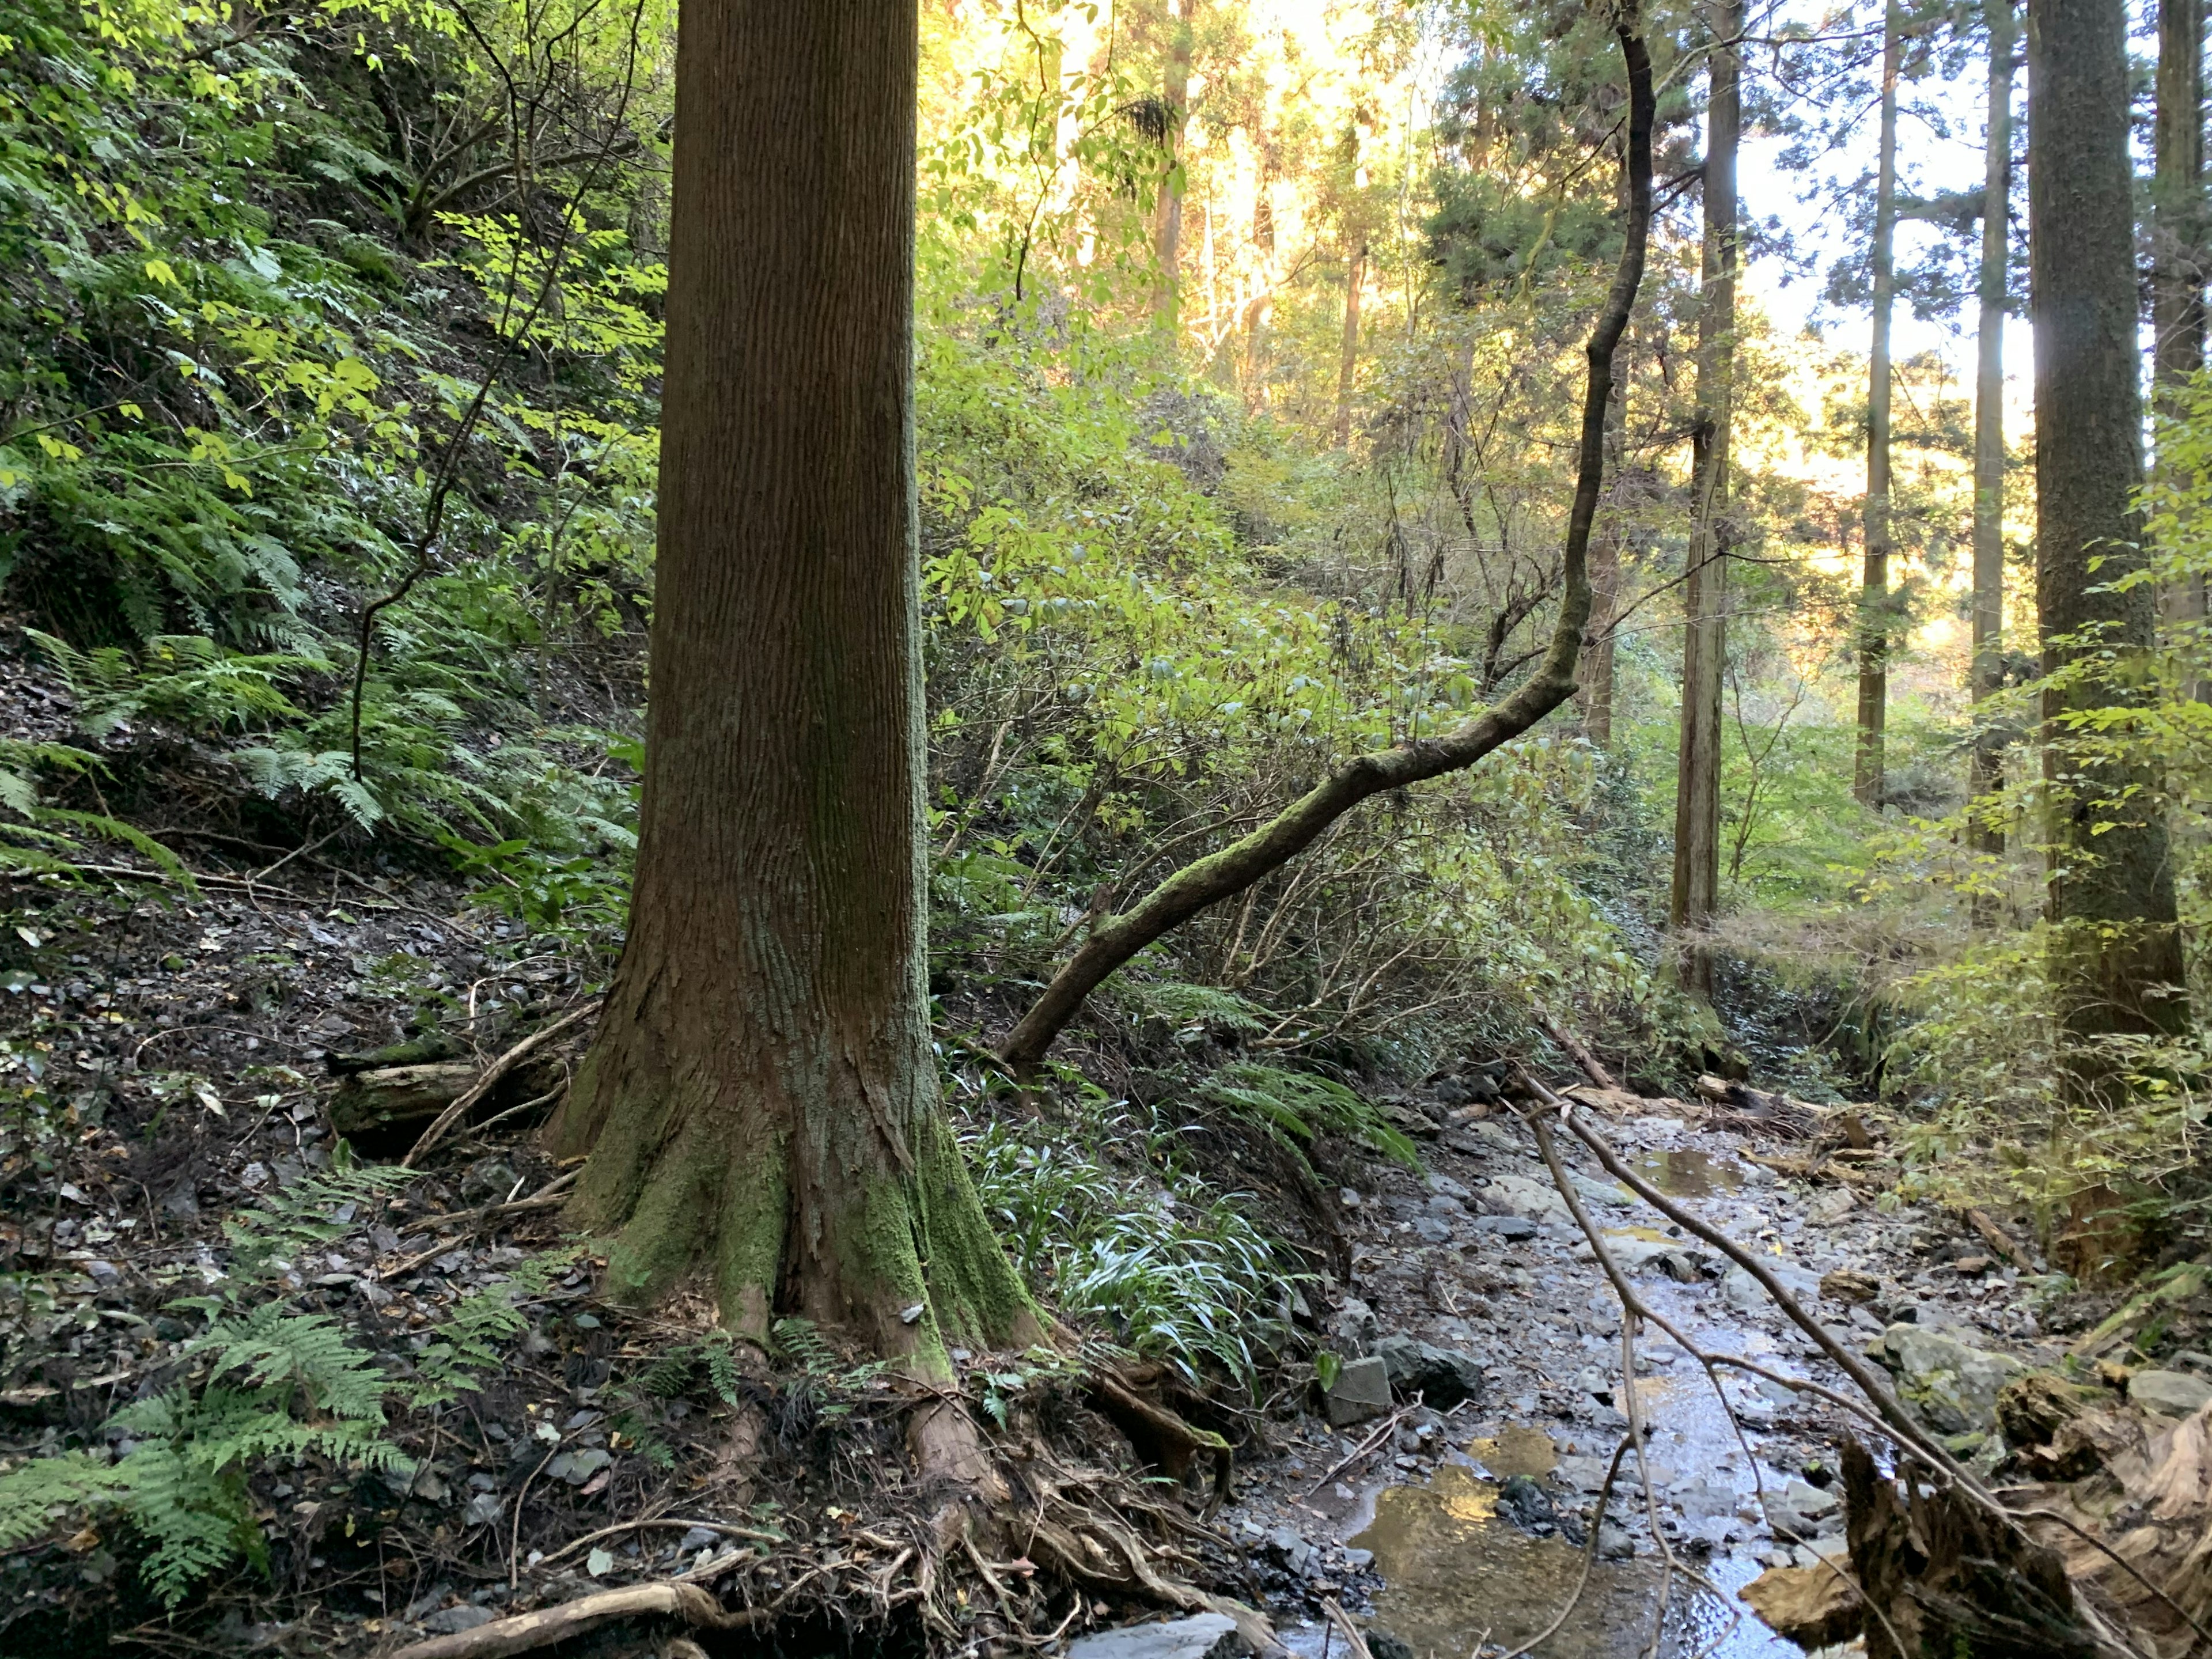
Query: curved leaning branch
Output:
[[996, 12, 1656, 1070]]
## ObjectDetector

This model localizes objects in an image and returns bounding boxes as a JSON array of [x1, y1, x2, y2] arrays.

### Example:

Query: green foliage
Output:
[[0, 1156, 570, 1603], [1199, 1060, 1420, 1170], [0, 737, 192, 882], [967, 1102, 1289, 1387]]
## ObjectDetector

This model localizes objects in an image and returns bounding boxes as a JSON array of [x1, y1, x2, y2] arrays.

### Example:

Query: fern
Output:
[[770, 1317, 839, 1376], [1128, 980, 1271, 1035], [1200, 1062, 1421, 1170], [409, 1248, 578, 1406]]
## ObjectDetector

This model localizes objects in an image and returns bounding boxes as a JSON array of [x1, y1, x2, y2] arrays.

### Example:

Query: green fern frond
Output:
[[408, 1248, 577, 1406], [1200, 1062, 1420, 1169], [1129, 980, 1271, 1033]]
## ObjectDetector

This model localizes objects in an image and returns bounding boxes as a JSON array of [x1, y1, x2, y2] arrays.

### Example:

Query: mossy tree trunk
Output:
[[548, 0, 1035, 1377], [2029, 0, 2191, 1057]]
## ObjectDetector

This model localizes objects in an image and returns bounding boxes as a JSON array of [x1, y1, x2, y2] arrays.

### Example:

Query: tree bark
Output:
[[1854, 1, 1902, 811], [548, 0, 1035, 1372], [998, 13, 1657, 1069], [1334, 240, 1365, 449], [1153, 0, 1197, 329], [1969, 0, 2015, 912], [1579, 356, 1626, 748], [2156, 0, 2209, 688], [1671, 0, 1741, 998], [2028, 0, 2191, 1052]]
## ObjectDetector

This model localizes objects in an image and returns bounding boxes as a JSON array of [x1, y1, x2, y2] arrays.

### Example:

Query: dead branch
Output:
[[403, 1001, 601, 1167], [1536, 1007, 1619, 1090]]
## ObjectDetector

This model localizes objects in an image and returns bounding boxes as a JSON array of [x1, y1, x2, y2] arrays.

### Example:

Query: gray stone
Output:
[[1427, 1173, 1473, 1202], [421, 1605, 498, 1635], [1469, 1215, 1538, 1241], [1410, 1217, 1454, 1244], [544, 1446, 611, 1486], [1374, 1334, 1486, 1410], [1328, 1297, 1378, 1357], [1063, 1613, 1249, 1659], [461, 1492, 504, 1528], [1325, 1355, 1393, 1426], [1878, 1324, 2029, 1435], [1426, 1194, 1468, 1217], [1479, 1175, 1567, 1223], [2131, 1369, 2212, 1419]]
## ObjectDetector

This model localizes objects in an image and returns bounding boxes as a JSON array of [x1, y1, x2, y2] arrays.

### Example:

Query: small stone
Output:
[[1325, 1355, 1394, 1426], [463, 1493, 503, 1528], [1469, 1215, 1538, 1241], [1952, 1255, 1993, 1276], [1343, 1547, 1374, 1570], [1820, 1268, 1880, 1305], [421, 1605, 497, 1636], [1339, 1188, 1363, 1209]]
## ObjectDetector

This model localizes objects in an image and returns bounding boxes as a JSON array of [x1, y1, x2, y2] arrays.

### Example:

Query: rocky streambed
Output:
[[1200, 1088, 2107, 1658]]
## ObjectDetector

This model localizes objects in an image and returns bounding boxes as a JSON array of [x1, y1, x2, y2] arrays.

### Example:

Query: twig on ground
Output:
[[531, 1515, 783, 1571], [1302, 1403, 1416, 1497], [403, 1001, 600, 1167]]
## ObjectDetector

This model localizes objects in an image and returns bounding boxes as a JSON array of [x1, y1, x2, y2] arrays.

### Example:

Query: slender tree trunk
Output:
[[549, 0, 1034, 1373], [1580, 353, 1627, 748], [2156, 0, 2209, 687], [1854, 1, 1902, 810], [1334, 240, 1365, 448], [1671, 0, 1741, 997], [1969, 0, 2015, 915], [1153, 0, 1196, 328], [999, 13, 1657, 1068], [2028, 0, 2191, 1059]]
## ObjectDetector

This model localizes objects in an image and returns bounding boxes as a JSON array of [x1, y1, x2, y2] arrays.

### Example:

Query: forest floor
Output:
[[0, 759, 2201, 1657]]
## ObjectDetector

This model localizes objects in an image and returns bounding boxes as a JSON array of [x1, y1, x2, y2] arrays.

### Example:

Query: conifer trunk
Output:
[[1969, 0, 2014, 906], [2028, 0, 2191, 1053], [1153, 0, 1196, 327], [2156, 0, 2208, 688], [1671, 0, 1740, 996], [549, 0, 1033, 1370], [1334, 240, 1365, 449], [1580, 354, 1626, 748], [1854, 1, 1902, 810]]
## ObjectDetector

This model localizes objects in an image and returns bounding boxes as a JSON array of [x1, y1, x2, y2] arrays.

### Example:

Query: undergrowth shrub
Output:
[[0, 1152, 576, 1604]]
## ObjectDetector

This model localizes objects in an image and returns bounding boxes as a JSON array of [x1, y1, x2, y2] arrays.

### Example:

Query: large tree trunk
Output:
[[548, 0, 1034, 1374], [2156, 0, 2209, 690], [999, 14, 1657, 1068], [1334, 240, 1365, 448], [1671, 0, 1740, 997], [2029, 0, 2191, 1055], [1854, 1, 1902, 811], [1153, 0, 1196, 328], [1968, 0, 2015, 914]]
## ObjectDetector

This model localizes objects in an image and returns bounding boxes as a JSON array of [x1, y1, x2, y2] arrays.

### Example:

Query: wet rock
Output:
[[1324, 1355, 1393, 1426], [2129, 1369, 2212, 1419], [1063, 1613, 1249, 1659], [1597, 1521, 1635, 1560], [1410, 1217, 1453, 1244], [1496, 1474, 1580, 1541], [1820, 1268, 1880, 1305], [1264, 1527, 1311, 1575], [1877, 1323, 2029, 1435], [1365, 1631, 1415, 1659], [1373, 1335, 1485, 1410]]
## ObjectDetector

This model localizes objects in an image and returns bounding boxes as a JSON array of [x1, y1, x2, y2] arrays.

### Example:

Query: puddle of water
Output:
[[1351, 1463, 1667, 1658], [1630, 1149, 1743, 1198], [1463, 1424, 1558, 1479]]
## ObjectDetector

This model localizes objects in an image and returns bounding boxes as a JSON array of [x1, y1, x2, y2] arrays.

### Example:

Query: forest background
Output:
[[3, 0, 2212, 1396]]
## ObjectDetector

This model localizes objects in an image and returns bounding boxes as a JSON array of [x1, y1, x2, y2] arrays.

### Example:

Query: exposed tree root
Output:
[[388, 1581, 768, 1659], [1090, 1371, 1234, 1521]]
